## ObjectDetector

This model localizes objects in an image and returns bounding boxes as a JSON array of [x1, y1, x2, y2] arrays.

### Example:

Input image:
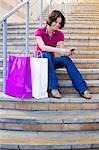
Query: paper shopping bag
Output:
[[30, 58, 48, 99], [6, 56, 32, 98]]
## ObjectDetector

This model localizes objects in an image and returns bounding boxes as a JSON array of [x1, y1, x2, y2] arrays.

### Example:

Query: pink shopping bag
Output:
[[6, 56, 32, 98]]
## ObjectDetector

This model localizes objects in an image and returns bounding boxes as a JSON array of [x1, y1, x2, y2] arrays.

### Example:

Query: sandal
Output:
[[80, 90, 92, 99], [49, 89, 62, 99]]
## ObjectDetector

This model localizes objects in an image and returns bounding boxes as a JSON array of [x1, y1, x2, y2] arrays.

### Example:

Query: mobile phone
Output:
[[70, 48, 75, 52]]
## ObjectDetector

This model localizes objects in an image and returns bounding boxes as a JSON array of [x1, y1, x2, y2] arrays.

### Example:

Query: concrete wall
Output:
[[0, 0, 49, 22], [30, 0, 48, 21], [0, 0, 26, 22]]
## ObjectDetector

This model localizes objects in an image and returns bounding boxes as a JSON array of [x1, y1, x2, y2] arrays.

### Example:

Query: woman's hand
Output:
[[60, 49, 73, 56], [65, 49, 72, 56]]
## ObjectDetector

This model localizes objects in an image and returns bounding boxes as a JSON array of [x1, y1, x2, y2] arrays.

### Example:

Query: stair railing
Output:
[[40, 0, 43, 27], [0, 0, 30, 93], [61, 0, 65, 13]]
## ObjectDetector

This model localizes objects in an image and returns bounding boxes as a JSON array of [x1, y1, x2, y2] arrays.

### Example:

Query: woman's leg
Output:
[[54, 56, 88, 94]]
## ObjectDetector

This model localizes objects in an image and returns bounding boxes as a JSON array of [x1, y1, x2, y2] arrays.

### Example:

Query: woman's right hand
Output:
[[60, 49, 72, 56]]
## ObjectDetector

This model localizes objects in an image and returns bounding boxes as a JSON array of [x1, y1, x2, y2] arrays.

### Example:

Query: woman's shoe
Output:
[[50, 89, 62, 99], [80, 90, 92, 99]]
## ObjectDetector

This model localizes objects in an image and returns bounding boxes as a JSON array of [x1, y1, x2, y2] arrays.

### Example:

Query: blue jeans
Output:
[[40, 52, 88, 94]]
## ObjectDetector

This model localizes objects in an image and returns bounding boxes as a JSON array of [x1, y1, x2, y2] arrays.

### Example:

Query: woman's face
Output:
[[51, 17, 62, 30]]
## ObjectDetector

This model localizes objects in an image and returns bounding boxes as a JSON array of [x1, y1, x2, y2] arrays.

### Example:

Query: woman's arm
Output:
[[57, 41, 64, 49], [57, 41, 73, 56], [36, 36, 72, 56], [36, 36, 65, 53]]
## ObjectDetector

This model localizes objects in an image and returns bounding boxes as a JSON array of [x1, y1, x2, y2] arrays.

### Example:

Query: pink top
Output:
[[35, 25, 64, 57]]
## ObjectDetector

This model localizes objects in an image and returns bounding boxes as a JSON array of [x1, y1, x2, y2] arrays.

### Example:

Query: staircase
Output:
[[0, 0, 99, 149]]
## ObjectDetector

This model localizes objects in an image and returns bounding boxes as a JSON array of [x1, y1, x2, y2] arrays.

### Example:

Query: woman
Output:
[[35, 10, 91, 99]]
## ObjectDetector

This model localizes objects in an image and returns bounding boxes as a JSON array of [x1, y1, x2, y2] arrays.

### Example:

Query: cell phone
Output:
[[70, 48, 75, 52]]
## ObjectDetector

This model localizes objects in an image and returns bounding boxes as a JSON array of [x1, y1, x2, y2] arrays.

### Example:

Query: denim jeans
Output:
[[39, 52, 88, 94]]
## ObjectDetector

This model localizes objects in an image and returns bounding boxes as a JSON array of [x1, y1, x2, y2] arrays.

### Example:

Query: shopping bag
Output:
[[30, 58, 48, 99], [6, 56, 32, 98]]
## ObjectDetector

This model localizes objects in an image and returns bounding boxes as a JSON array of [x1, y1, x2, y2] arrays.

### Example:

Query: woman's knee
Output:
[[60, 56, 73, 65], [43, 52, 52, 58], [42, 52, 54, 64]]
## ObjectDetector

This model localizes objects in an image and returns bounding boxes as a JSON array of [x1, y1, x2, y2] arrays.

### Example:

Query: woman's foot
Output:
[[80, 90, 92, 99], [50, 89, 62, 99]]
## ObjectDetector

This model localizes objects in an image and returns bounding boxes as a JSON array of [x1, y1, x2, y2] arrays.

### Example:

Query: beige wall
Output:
[[0, 0, 49, 22], [0, 0, 27, 22], [0, 0, 54, 23], [30, 0, 48, 21]]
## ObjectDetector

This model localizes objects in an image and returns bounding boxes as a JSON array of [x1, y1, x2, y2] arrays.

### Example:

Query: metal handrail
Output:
[[40, 0, 43, 27], [0, 0, 29, 23], [0, 0, 30, 93]]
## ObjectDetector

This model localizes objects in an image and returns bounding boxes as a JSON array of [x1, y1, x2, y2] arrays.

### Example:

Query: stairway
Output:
[[0, 0, 99, 149]]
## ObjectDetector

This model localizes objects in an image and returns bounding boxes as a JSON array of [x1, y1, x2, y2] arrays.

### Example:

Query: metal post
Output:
[[40, 0, 43, 27], [49, 0, 51, 13], [61, 0, 64, 13], [26, 1, 29, 54], [3, 19, 7, 93]]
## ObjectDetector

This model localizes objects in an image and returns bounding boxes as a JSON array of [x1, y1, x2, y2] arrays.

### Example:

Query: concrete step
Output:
[[1, 35, 99, 40], [59, 87, 99, 95], [1, 41, 99, 47], [0, 92, 99, 111], [43, 15, 99, 21], [0, 109, 99, 132], [59, 80, 99, 87], [0, 66, 99, 80], [68, 14, 99, 16], [58, 79, 99, 94], [0, 130, 99, 149], [9, 50, 99, 59], [67, 16, 99, 19], [1, 24, 99, 30], [0, 67, 99, 93], [56, 68, 99, 80], [0, 24, 98, 30], [0, 57, 99, 67], [66, 20, 99, 24], [58, 80, 99, 94], [66, 18, 99, 21], [73, 59, 99, 69], [66, 5, 99, 8], [1, 27, 99, 35], [67, 16, 99, 20], [1, 32, 99, 38], [1, 50, 99, 59], [71, 53, 99, 59], [0, 79, 99, 93], [71, 9, 99, 12], [1, 42, 99, 52], [1, 20, 99, 27], [1, 46, 99, 52]]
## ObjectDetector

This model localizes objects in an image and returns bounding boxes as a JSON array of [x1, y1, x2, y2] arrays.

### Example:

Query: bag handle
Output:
[[33, 50, 43, 58]]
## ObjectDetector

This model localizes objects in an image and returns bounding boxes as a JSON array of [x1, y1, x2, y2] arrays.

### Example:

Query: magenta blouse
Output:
[[35, 25, 64, 57]]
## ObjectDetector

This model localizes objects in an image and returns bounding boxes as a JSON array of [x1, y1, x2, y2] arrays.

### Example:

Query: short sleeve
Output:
[[58, 31, 64, 41], [35, 28, 43, 37]]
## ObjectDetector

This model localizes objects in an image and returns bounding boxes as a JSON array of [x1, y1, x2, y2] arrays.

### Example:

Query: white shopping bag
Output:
[[30, 58, 48, 99]]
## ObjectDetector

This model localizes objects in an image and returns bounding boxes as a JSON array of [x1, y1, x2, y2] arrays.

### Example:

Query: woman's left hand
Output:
[[64, 49, 74, 56]]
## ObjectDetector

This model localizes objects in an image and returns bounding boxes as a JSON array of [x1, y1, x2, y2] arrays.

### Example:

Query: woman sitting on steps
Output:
[[34, 10, 91, 99]]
